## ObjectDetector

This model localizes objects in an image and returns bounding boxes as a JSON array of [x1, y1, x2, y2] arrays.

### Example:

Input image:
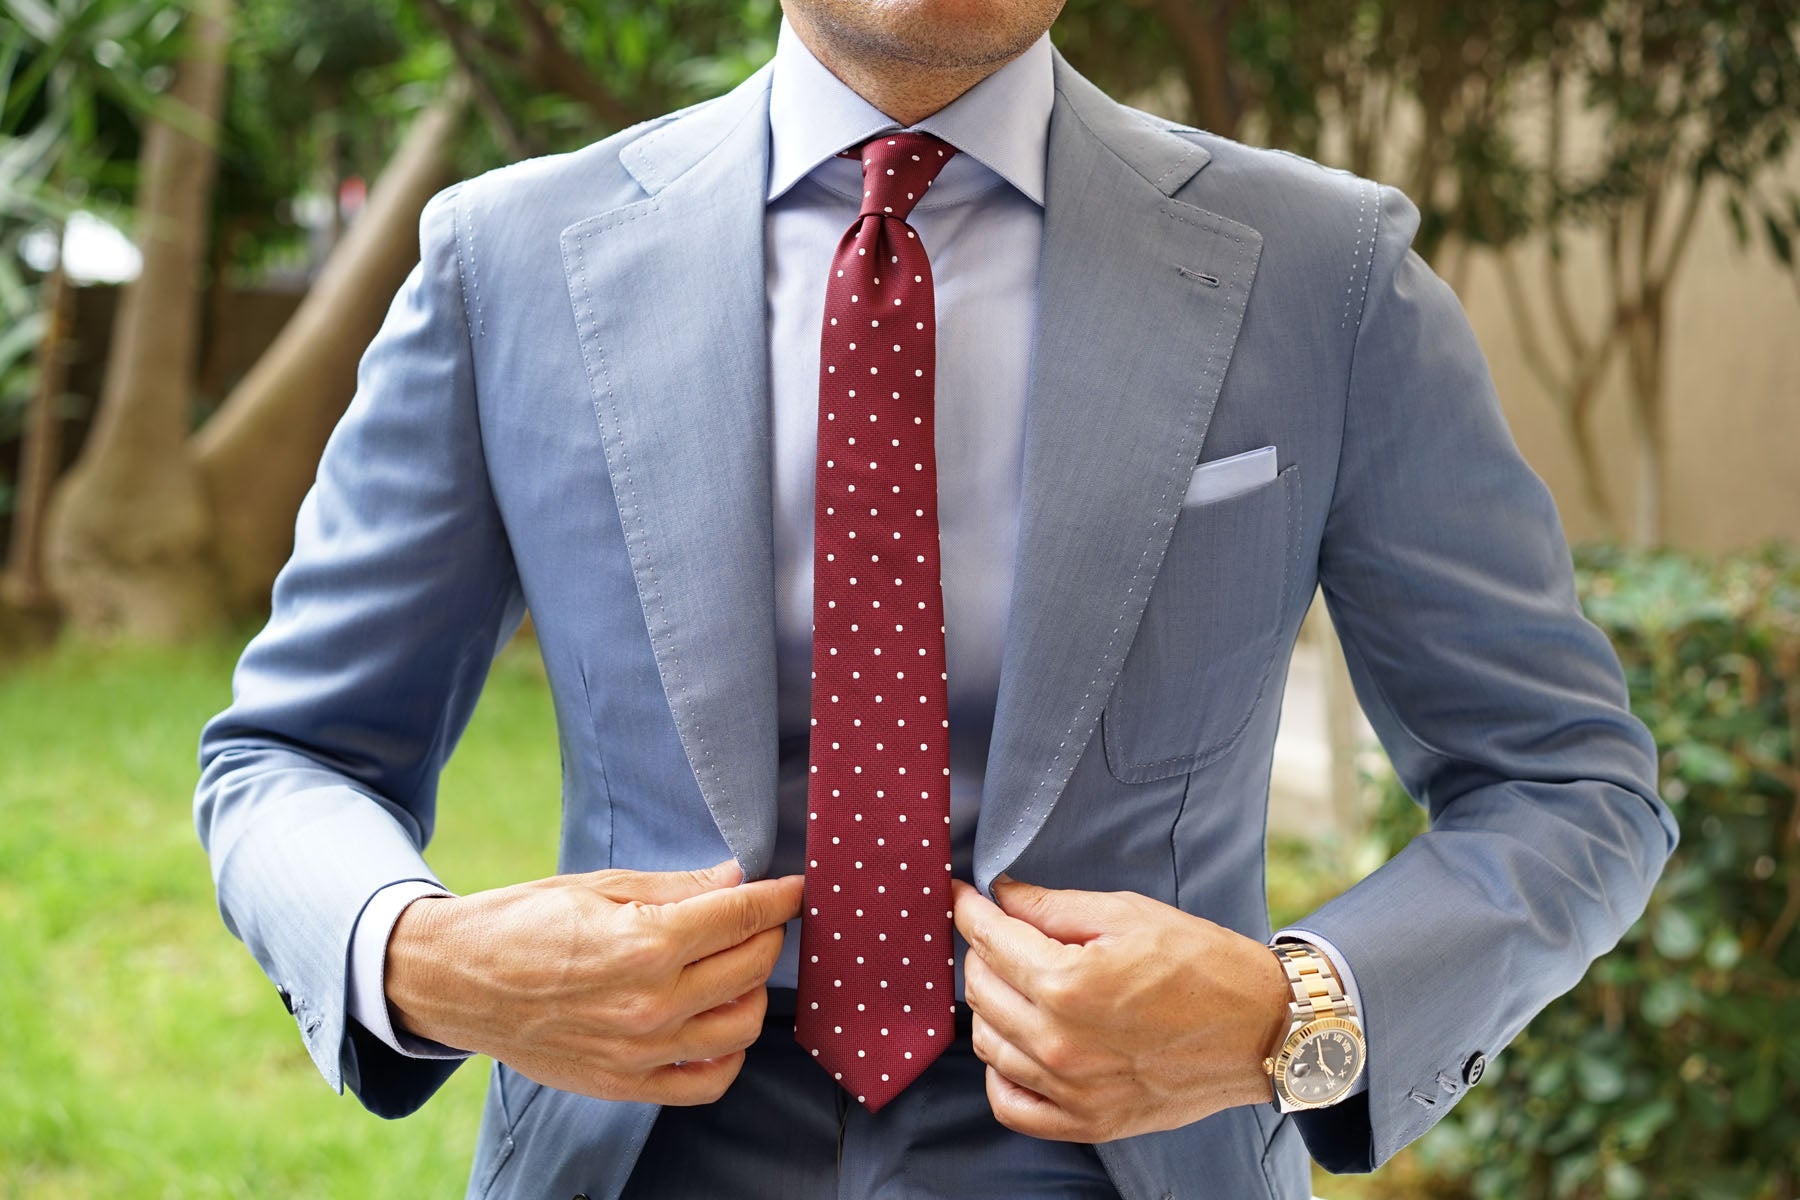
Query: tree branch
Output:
[[1496, 246, 1623, 533], [1443, 235, 1472, 296], [415, 0, 534, 159], [1613, 208, 1643, 343], [1654, 175, 1707, 290], [1345, 62, 1381, 179], [508, 0, 654, 130], [1494, 250, 1567, 400], [1568, 317, 1627, 535], [1541, 73, 1593, 367], [1638, 163, 1662, 297]]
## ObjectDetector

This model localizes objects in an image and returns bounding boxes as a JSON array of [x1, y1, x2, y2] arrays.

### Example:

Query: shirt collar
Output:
[[765, 17, 1053, 207]]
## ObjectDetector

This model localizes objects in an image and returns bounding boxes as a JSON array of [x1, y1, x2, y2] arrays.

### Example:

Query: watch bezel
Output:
[[1271, 1016, 1365, 1111]]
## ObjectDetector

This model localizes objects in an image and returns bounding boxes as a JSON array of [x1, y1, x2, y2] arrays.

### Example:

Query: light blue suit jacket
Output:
[[195, 50, 1675, 1200]]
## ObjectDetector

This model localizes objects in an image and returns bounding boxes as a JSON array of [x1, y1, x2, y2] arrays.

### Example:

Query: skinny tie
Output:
[[795, 133, 958, 1112]]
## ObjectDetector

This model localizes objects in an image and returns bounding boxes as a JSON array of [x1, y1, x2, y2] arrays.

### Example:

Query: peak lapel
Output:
[[559, 68, 781, 874], [975, 58, 1264, 884]]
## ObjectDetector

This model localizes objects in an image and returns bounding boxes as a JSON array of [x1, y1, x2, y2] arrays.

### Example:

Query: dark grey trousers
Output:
[[619, 990, 1122, 1199]]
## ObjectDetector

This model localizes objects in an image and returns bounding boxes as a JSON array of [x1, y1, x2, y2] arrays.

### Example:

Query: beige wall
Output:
[[1454, 166, 1800, 554]]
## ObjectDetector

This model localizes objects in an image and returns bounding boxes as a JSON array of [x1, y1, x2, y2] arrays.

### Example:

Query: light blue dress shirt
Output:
[[349, 20, 1363, 1101]]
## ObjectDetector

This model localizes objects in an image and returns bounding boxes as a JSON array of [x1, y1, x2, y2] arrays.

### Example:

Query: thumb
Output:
[[591, 859, 745, 905], [991, 875, 1124, 945]]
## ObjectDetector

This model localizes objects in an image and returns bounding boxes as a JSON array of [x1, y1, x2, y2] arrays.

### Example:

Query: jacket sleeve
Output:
[[1289, 183, 1677, 1171], [194, 180, 525, 1118]]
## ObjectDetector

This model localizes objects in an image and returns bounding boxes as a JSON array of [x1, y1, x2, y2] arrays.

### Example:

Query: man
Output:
[[195, 1, 1676, 1196]]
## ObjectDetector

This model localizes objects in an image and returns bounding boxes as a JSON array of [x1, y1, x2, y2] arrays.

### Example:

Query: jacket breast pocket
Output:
[[1102, 462, 1300, 783]]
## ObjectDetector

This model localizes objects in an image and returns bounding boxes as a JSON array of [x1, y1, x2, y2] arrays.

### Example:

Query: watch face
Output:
[[1281, 1024, 1364, 1105]]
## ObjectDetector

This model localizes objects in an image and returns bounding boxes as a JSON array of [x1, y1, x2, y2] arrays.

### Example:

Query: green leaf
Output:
[[1704, 932, 1742, 970], [1574, 1054, 1626, 1103], [2, 0, 62, 44], [0, 307, 43, 375], [1604, 1161, 1647, 1200], [1725, 193, 1750, 245], [1614, 1097, 1676, 1148], [1552, 1150, 1599, 1198], [1733, 1060, 1777, 1125], [1530, 1057, 1570, 1098], [1672, 742, 1741, 786], [1652, 906, 1704, 959], [1640, 977, 1691, 1027], [1768, 212, 1796, 268]]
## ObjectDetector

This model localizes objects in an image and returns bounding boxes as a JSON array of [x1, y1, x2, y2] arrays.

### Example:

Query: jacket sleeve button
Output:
[[1462, 1052, 1487, 1086]]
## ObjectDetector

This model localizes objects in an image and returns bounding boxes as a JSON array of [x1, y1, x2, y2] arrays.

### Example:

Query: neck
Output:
[[783, 11, 1014, 127]]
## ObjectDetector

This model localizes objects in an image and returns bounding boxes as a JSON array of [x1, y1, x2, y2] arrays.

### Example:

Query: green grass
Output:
[[0, 633, 1401, 1198], [0, 632, 560, 1198]]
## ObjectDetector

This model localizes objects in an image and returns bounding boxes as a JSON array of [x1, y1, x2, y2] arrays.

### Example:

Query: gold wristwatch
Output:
[[1263, 942, 1366, 1112]]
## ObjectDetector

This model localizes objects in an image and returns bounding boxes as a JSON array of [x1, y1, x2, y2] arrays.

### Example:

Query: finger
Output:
[[664, 985, 769, 1063], [951, 879, 1071, 989], [591, 859, 744, 905], [962, 947, 1045, 1052], [672, 924, 786, 1016], [991, 875, 1129, 945], [653, 874, 806, 963], [645, 1051, 747, 1106], [985, 1064, 1086, 1142], [971, 1014, 1063, 1103]]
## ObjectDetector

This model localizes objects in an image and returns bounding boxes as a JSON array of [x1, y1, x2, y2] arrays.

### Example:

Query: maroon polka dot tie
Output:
[[794, 133, 958, 1112]]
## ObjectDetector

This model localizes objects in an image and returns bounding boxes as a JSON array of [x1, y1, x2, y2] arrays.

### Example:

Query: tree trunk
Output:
[[1627, 300, 1668, 548], [3, 245, 74, 612], [43, 0, 234, 639], [191, 80, 470, 614], [1321, 608, 1362, 838], [1148, 0, 1242, 136]]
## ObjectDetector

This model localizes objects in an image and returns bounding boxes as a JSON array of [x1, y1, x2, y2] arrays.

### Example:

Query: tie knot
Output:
[[855, 133, 956, 222]]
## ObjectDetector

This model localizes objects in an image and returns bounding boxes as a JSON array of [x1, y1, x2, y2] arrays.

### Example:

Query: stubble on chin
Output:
[[798, 0, 1059, 73]]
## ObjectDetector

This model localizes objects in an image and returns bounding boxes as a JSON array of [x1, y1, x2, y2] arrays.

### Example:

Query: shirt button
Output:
[[1462, 1052, 1487, 1086]]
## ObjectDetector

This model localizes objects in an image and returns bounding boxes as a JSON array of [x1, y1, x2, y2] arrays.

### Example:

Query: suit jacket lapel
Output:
[[975, 56, 1264, 885], [559, 67, 782, 873]]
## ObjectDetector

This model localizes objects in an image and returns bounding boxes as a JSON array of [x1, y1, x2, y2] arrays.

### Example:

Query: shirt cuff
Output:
[[1270, 926, 1368, 1099], [348, 881, 472, 1060]]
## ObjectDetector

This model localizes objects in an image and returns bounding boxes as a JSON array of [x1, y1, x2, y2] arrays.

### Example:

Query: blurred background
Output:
[[1, 0, 1795, 1196]]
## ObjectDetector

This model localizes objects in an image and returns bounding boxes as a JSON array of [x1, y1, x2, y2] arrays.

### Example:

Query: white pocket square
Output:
[[1183, 444, 1277, 506]]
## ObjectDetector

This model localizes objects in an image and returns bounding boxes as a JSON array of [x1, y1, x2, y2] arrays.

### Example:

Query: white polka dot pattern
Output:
[[795, 133, 957, 1114]]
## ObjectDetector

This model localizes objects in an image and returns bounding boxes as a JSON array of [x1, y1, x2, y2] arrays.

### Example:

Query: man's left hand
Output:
[[950, 876, 1291, 1142]]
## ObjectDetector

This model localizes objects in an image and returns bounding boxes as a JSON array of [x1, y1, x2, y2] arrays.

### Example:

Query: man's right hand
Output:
[[384, 859, 805, 1105]]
